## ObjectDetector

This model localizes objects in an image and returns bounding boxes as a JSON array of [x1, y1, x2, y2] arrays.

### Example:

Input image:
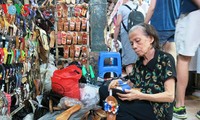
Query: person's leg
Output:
[[163, 41, 177, 63], [99, 86, 109, 107], [175, 55, 192, 108]]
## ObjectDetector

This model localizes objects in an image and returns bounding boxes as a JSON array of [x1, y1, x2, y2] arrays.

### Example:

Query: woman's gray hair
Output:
[[129, 23, 160, 49]]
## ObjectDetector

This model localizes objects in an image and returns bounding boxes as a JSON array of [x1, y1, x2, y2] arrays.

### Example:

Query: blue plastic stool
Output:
[[98, 52, 122, 78]]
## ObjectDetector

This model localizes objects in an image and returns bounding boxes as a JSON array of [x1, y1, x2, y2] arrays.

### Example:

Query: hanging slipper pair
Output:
[[75, 17, 81, 31], [70, 17, 76, 31], [64, 19, 69, 32], [82, 32, 88, 45], [36, 26, 49, 51], [81, 18, 87, 31]]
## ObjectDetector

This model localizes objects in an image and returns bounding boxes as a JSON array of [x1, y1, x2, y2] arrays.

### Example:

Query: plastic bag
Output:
[[79, 83, 100, 107], [40, 63, 57, 92], [58, 97, 83, 109], [52, 65, 82, 99]]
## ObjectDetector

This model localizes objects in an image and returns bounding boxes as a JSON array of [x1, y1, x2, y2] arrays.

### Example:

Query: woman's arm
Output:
[[114, 14, 122, 41], [144, 0, 157, 23], [118, 78, 175, 103], [139, 78, 175, 102]]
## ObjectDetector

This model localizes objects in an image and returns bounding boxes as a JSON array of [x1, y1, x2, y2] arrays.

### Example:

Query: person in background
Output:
[[173, 0, 199, 119], [114, 0, 145, 75], [144, 0, 181, 62], [100, 23, 176, 120], [138, 0, 149, 14]]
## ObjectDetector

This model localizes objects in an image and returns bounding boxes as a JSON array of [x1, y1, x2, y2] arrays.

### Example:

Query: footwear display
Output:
[[173, 106, 187, 119]]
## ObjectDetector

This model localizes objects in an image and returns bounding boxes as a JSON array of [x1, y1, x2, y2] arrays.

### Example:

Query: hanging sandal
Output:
[[81, 46, 87, 58], [63, 45, 69, 59], [77, 32, 83, 45], [66, 32, 72, 45], [72, 32, 78, 45], [82, 32, 88, 45], [70, 17, 76, 31], [71, 0, 76, 4], [75, 17, 81, 31], [61, 31, 67, 45], [75, 45, 81, 58], [66, 0, 70, 4], [50, 31, 55, 48], [62, 4, 68, 18], [57, 31, 62, 45], [64, 19, 69, 32], [56, 4, 63, 18], [81, 4, 88, 17], [57, 18, 64, 31], [69, 45, 75, 59], [81, 18, 87, 31]]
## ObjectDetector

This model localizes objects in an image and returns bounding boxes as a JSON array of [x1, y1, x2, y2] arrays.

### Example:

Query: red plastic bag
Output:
[[51, 65, 82, 99]]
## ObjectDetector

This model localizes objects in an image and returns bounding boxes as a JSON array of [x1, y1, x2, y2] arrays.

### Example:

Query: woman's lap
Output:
[[99, 86, 157, 120]]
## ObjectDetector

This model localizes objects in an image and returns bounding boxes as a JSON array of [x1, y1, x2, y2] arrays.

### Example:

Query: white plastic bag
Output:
[[79, 83, 100, 107]]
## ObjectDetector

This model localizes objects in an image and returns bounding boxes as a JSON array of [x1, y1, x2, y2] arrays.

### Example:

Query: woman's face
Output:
[[129, 28, 154, 57], [194, 0, 200, 7]]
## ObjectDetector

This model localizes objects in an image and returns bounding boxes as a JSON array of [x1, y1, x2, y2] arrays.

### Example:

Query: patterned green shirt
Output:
[[130, 50, 176, 120]]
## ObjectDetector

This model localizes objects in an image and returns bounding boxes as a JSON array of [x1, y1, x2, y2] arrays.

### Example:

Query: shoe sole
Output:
[[196, 114, 200, 119], [173, 113, 187, 119]]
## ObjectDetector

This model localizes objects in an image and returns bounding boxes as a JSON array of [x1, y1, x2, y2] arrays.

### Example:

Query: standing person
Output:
[[173, 0, 199, 119], [114, 0, 145, 75], [144, 0, 181, 62]]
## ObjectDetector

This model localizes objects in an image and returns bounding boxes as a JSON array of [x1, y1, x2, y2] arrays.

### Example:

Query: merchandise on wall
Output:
[[52, 0, 90, 65]]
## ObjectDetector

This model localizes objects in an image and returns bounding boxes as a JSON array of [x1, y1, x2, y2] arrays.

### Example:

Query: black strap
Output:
[[121, 4, 139, 32]]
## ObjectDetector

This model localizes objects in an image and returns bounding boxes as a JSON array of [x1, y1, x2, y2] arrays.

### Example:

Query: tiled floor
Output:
[[173, 96, 200, 120]]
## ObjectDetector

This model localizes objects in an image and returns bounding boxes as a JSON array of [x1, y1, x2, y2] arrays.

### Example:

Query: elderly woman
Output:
[[99, 23, 176, 120]]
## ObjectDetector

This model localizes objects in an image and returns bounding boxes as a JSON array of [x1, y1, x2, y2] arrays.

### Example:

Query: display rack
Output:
[[54, 2, 90, 65]]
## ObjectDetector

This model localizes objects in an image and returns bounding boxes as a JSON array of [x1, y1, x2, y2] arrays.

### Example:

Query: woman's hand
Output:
[[108, 79, 119, 90], [117, 89, 143, 101]]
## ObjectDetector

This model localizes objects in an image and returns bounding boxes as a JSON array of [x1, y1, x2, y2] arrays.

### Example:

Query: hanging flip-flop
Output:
[[69, 45, 75, 59], [81, 4, 88, 17], [64, 19, 69, 32], [77, 32, 83, 45], [37, 27, 49, 51], [3, 48, 8, 64], [81, 46, 87, 58], [50, 31, 55, 48], [74, 5, 81, 17], [71, 0, 76, 4], [62, 4, 68, 18], [63, 45, 69, 59], [61, 31, 67, 45], [0, 16, 5, 33], [81, 18, 87, 31], [66, 0, 70, 4], [72, 32, 77, 45], [75, 17, 81, 31], [75, 45, 81, 58], [0, 48, 4, 64], [105, 95, 119, 120], [56, 4, 63, 18], [81, 58, 87, 65], [57, 31, 62, 45], [3, 17, 10, 35], [82, 32, 88, 45], [70, 17, 76, 31], [57, 18, 64, 31], [66, 32, 72, 45]]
